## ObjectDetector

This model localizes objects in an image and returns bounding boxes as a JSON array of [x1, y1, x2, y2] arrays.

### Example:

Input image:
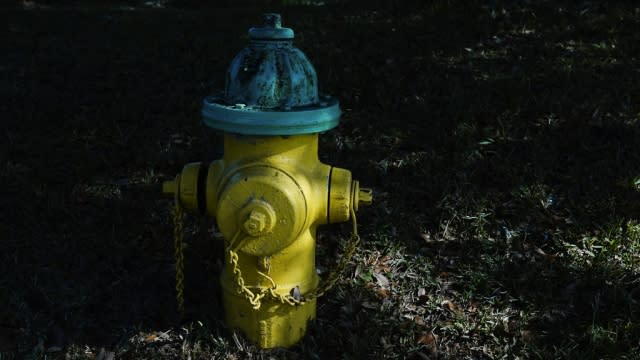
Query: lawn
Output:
[[1, 0, 640, 358]]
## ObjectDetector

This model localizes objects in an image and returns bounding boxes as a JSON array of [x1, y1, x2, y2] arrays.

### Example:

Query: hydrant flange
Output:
[[202, 95, 340, 135]]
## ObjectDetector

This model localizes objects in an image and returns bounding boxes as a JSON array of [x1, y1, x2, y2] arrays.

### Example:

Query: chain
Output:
[[172, 195, 361, 312], [227, 230, 268, 310], [304, 207, 360, 300], [227, 207, 361, 309], [172, 198, 185, 316]]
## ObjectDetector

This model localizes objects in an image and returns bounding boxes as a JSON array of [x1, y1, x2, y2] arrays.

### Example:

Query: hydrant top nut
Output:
[[248, 13, 294, 40], [242, 204, 275, 237]]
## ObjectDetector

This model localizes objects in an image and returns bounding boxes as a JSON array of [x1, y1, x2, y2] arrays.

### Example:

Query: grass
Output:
[[1, 0, 640, 358]]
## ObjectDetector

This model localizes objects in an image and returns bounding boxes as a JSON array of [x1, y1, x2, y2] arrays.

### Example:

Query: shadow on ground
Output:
[[1, 0, 639, 358]]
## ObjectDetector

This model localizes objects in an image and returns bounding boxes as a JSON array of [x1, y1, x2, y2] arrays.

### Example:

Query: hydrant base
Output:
[[223, 291, 317, 348]]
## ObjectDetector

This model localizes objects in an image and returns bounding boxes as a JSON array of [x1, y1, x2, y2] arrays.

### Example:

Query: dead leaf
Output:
[[373, 272, 390, 288], [414, 316, 426, 327], [372, 255, 392, 273], [441, 299, 459, 312], [144, 333, 157, 343], [467, 301, 479, 313], [417, 332, 438, 354], [376, 288, 391, 298], [375, 264, 392, 273], [535, 247, 557, 260]]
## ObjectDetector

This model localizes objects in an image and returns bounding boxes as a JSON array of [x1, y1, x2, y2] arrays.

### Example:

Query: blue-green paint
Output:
[[202, 95, 340, 135], [202, 13, 341, 135], [248, 13, 294, 40]]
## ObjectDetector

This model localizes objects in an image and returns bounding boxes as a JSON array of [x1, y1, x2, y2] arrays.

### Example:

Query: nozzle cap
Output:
[[163, 179, 177, 195]]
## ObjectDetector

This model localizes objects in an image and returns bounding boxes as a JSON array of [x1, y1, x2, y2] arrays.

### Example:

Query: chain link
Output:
[[226, 207, 360, 309], [172, 198, 185, 316], [172, 196, 361, 312], [304, 207, 360, 300]]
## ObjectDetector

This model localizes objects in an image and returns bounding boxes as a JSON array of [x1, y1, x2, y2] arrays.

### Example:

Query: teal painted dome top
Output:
[[225, 13, 317, 109], [202, 13, 341, 135]]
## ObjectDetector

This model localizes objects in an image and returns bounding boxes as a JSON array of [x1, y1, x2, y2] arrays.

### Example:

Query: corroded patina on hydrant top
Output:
[[163, 13, 372, 348]]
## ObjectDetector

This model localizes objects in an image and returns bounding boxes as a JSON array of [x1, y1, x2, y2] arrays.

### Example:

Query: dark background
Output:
[[2, 0, 640, 358]]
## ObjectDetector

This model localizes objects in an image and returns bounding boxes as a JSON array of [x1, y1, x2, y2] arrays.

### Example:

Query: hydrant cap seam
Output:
[[202, 96, 341, 135], [249, 27, 294, 40]]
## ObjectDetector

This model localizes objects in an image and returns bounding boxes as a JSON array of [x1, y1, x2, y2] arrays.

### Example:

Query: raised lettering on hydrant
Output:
[[163, 13, 372, 348]]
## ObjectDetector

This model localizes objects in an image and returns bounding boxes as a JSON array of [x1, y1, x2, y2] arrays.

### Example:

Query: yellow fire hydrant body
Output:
[[163, 13, 371, 348]]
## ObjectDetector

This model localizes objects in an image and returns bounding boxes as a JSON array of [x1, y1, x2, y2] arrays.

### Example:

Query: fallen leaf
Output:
[[417, 332, 438, 354], [535, 247, 557, 260], [419, 232, 432, 243], [376, 288, 391, 298], [373, 272, 390, 288], [414, 316, 426, 327], [144, 333, 157, 343], [441, 299, 459, 312], [467, 301, 479, 313]]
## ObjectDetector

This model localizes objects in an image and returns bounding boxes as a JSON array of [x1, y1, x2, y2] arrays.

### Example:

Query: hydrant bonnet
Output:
[[202, 13, 341, 135]]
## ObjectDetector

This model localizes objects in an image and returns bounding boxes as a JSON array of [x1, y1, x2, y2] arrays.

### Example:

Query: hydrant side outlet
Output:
[[164, 14, 373, 349], [162, 162, 207, 215], [216, 165, 307, 256]]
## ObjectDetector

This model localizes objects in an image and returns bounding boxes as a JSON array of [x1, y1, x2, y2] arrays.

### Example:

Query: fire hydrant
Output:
[[163, 13, 372, 348]]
